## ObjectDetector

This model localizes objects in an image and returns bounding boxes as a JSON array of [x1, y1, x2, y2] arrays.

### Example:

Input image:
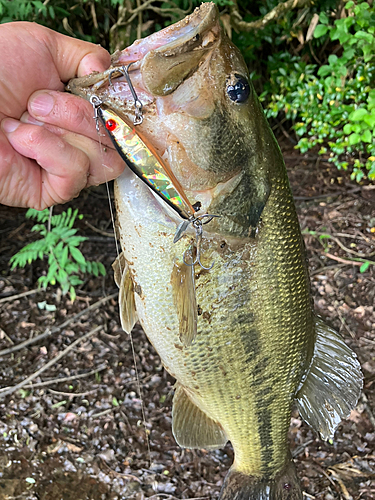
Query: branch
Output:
[[231, 0, 314, 32], [0, 292, 117, 357], [0, 325, 102, 399]]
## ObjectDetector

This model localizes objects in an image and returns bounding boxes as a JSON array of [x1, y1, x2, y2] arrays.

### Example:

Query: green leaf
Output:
[[70, 246, 86, 265], [97, 262, 106, 276], [69, 286, 76, 302], [319, 12, 329, 24], [350, 108, 368, 121], [328, 54, 338, 65], [360, 261, 371, 273], [91, 261, 99, 277], [361, 129, 372, 143], [354, 31, 374, 43], [348, 133, 361, 145], [314, 25, 329, 38], [364, 114, 375, 127]]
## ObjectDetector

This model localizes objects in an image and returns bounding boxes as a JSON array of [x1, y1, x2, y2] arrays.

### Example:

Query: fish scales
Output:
[[68, 3, 363, 499], [116, 165, 310, 476]]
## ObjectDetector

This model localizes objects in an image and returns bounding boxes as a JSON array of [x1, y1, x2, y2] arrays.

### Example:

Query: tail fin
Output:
[[219, 460, 302, 500]]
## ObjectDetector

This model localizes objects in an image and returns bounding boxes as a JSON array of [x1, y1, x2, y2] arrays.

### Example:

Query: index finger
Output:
[[28, 90, 113, 146]]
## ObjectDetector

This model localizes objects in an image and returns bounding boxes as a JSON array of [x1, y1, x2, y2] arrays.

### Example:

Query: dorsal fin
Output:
[[296, 316, 363, 440]]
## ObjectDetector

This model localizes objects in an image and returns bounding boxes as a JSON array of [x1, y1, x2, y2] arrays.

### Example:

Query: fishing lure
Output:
[[90, 65, 218, 270]]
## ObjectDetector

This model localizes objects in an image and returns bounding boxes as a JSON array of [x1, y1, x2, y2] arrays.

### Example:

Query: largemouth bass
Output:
[[68, 4, 362, 499]]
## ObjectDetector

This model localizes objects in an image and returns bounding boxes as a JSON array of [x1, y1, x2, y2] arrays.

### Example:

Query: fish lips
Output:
[[114, 2, 221, 97], [67, 3, 221, 111]]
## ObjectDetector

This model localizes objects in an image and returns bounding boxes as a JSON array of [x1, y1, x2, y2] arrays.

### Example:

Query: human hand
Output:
[[0, 22, 125, 209]]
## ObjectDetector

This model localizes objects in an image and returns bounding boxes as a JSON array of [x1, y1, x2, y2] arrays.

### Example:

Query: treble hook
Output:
[[108, 63, 143, 125], [176, 214, 220, 271], [182, 218, 214, 271]]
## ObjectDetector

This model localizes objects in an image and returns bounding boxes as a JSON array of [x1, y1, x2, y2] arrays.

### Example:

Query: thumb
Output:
[[46, 28, 111, 81]]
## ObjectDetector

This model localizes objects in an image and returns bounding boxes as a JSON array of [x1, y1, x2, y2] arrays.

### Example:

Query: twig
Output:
[[100, 459, 142, 482], [310, 263, 347, 276], [0, 288, 39, 305], [85, 220, 114, 238], [231, 0, 313, 32], [292, 439, 314, 457], [361, 392, 375, 429], [336, 302, 356, 339], [89, 1, 98, 29], [313, 231, 375, 258], [0, 292, 118, 357], [325, 253, 368, 267], [0, 325, 102, 399], [294, 187, 361, 201], [48, 388, 98, 397], [328, 469, 353, 500], [0, 363, 107, 392], [0, 327, 14, 345], [7, 222, 26, 240], [92, 407, 115, 418], [137, 0, 142, 40], [311, 461, 341, 494]]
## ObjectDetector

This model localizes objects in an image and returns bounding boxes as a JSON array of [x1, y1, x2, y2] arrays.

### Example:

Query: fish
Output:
[[67, 3, 363, 499]]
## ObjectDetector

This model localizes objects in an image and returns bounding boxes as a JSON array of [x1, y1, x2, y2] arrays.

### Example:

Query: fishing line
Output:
[[93, 103, 152, 467]]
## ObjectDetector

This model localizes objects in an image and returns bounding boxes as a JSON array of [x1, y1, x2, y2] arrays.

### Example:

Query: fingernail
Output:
[[29, 92, 54, 117], [20, 112, 45, 126], [1, 118, 20, 133]]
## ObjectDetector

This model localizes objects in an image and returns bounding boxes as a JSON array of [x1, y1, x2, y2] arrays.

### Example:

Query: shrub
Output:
[[260, 0, 375, 182], [9, 208, 106, 301]]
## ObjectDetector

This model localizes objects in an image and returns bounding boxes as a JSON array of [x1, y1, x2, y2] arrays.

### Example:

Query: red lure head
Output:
[[106, 119, 117, 132]]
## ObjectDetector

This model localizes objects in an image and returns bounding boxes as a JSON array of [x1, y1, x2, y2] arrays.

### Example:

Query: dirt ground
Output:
[[0, 141, 374, 500]]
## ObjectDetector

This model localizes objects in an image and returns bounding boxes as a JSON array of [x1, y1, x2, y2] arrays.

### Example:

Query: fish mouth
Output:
[[67, 2, 220, 110], [117, 2, 220, 96]]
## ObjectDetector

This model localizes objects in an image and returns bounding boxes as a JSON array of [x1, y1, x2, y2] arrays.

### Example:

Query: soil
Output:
[[0, 140, 374, 500]]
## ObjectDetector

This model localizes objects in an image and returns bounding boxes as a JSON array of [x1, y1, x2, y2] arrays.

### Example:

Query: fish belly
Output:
[[115, 169, 314, 478]]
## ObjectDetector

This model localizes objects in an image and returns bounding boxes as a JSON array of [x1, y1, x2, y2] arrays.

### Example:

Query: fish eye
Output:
[[226, 74, 250, 104]]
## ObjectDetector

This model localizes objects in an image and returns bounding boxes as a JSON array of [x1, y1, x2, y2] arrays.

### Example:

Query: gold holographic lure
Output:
[[92, 102, 196, 221], [90, 66, 219, 270]]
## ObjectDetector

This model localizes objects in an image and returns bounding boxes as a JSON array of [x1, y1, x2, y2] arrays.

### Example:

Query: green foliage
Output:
[[0, 0, 200, 51], [9, 208, 106, 301], [261, 0, 375, 182], [0, 0, 120, 46]]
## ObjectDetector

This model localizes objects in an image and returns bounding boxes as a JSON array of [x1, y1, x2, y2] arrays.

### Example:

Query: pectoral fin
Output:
[[172, 383, 227, 449], [296, 316, 363, 441], [112, 253, 138, 334], [112, 253, 126, 288], [171, 258, 197, 346]]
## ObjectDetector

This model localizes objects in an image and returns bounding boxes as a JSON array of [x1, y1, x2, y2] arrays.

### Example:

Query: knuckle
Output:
[[59, 96, 93, 132], [25, 126, 53, 153]]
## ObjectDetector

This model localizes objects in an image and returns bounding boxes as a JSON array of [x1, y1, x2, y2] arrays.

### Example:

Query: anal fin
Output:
[[172, 383, 227, 450], [296, 316, 363, 440], [112, 253, 138, 334], [171, 257, 197, 346]]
